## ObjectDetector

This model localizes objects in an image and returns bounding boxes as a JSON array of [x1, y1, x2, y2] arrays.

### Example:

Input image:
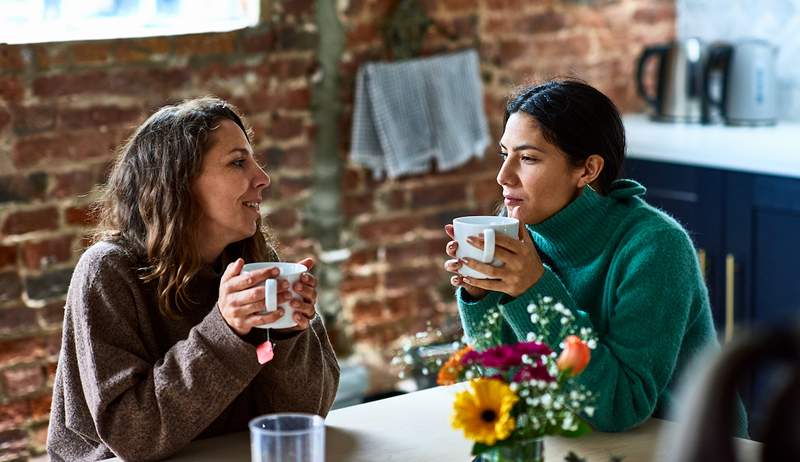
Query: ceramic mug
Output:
[[242, 262, 308, 329], [453, 216, 519, 279]]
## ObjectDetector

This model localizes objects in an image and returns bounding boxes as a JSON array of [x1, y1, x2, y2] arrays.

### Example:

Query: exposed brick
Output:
[[24, 268, 73, 301], [65, 204, 97, 227], [0, 400, 29, 431], [38, 302, 65, 329], [358, 216, 419, 241], [281, 146, 312, 170], [0, 173, 48, 204], [0, 272, 22, 302], [341, 274, 379, 294], [268, 57, 314, 80], [0, 245, 16, 269], [13, 130, 121, 169], [347, 23, 380, 48], [275, 28, 317, 51], [32, 44, 70, 71], [0, 307, 38, 338], [114, 37, 172, 63], [0, 106, 9, 132], [440, 0, 478, 11], [0, 76, 24, 102], [253, 87, 311, 111], [270, 115, 306, 139], [0, 429, 28, 458], [351, 298, 387, 324], [0, 45, 24, 72], [28, 393, 52, 420], [12, 105, 57, 134], [265, 208, 299, 231], [410, 183, 467, 208], [28, 422, 49, 453], [385, 265, 443, 291], [20, 236, 74, 271], [515, 10, 567, 33], [277, 176, 312, 198], [71, 41, 112, 66], [174, 32, 237, 57], [386, 237, 449, 263], [241, 28, 277, 54], [343, 191, 374, 217], [633, 3, 675, 24], [343, 247, 378, 269], [1, 208, 59, 236], [59, 105, 142, 130], [1, 365, 46, 399], [281, 0, 314, 16], [424, 207, 481, 230], [33, 68, 191, 98], [0, 337, 47, 366]]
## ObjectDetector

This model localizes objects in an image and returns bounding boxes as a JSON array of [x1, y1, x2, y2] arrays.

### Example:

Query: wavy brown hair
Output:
[[94, 97, 277, 318]]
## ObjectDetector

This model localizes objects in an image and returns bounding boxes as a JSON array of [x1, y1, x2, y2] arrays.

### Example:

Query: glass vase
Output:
[[478, 437, 544, 462]]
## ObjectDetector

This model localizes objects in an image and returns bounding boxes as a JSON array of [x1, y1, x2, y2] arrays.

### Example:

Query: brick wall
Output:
[[0, 0, 674, 459]]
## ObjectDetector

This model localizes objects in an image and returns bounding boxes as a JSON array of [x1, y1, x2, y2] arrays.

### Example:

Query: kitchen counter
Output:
[[623, 114, 800, 179], [102, 385, 761, 462]]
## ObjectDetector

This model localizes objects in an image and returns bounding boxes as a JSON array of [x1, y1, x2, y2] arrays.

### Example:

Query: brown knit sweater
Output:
[[47, 241, 340, 461]]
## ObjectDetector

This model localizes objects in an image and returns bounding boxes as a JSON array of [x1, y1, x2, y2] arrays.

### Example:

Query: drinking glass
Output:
[[249, 413, 325, 462]]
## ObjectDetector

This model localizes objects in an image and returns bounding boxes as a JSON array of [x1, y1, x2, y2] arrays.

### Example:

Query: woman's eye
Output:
[[521, 156, 538, 164], [498, 152, 508, 159], [232, 158, 245, 168]]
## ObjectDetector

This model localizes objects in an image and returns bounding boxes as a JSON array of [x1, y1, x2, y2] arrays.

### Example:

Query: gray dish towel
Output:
[[350, 49, 490, 179]]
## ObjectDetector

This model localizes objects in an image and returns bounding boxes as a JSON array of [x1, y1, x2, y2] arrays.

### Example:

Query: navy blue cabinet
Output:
[[624, 157, 800, 439]]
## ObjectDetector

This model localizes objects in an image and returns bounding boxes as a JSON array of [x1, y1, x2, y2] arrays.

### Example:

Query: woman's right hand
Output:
[[218, 258, 285, 336], [444, 224, 488, 300]]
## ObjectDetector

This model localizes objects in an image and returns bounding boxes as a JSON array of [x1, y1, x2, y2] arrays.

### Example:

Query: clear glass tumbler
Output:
[[249, 413, 325, 462]]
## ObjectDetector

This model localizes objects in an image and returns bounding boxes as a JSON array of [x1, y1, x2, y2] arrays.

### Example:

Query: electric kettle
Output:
[[636, 38, 708, 123], [705, 39, 779, 126]]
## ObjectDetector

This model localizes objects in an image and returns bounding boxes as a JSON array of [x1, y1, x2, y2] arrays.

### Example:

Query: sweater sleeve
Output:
[[69, 254, 263, 461], [499, 228, 699, 432]]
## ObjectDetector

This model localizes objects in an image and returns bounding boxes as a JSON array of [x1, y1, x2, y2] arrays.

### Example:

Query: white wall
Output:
[[678, 0, 800, 120]]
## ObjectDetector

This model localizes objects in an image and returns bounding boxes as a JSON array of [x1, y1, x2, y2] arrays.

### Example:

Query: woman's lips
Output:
[[504, 196, 524, 207]]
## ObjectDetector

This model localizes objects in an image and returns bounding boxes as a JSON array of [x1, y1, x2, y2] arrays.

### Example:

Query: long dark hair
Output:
[[94, 97, 277, 318], [504, 79, 626, 194]]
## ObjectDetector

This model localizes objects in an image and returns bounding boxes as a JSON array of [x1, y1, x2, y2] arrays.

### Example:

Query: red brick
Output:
[[1, 207, 59, 235], [342, 168, 364, 190], [32, 44, 70, 71], [65, 205, 96, 227], [0, 45, 24, 72], [174, 32, 237, 57], [281, 0, 314, 16], [265, 208, 298, 231], [0, 76, 24, 105], [12, 105, 57, 134], [0, 306, 39, 338], [633, 4, 675, 24], [2, 365, 46, 399], [0, 271, 22, 302], [0, 244, 16, 269], [358, 216, 419, 241], [385, 236, 449, 263], [410, 183, 467, 208], [276, 176, 311, 198], [343, 247, 378, 269], [270, 115, 306, 139], [0, 338, 47, 366], [71, 41, 112, 66], [241, 28, 277, 54], [440, 0, 478, 11], [39, 303, 65, 330], [114, 37, 173, 63], [347, 23, 380, 47], [0, 105, 10, 132], [0, 429, 28, 458], [473, 177, 501, 203], [28, 393, 52, 420], [515, 10, 567, 33], [450, 15, 479, 38], [343, 191, 374, 217], [341, 274, 379, 294], [13, 130, 121, 169], [0, 400, 30, 431], [33, 68, 191, 98], [59, 105, 142, 130], [29, 422, 49, 452], [282, 146, 312, 170], [254, 87, 311, 111], [0, 173, 48, 204], [385, 265, 443, 291], [20, 235, 74, 270], [351, 298, 387, 324], [50, 165, 108, 199]]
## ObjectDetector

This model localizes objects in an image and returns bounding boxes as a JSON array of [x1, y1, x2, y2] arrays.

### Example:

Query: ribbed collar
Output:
[[529, 179, 646, 267]]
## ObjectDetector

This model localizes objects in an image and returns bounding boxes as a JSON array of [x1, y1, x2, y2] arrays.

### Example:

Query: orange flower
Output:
[[437, 345, 474, 386], [556, 335, 591, 376]]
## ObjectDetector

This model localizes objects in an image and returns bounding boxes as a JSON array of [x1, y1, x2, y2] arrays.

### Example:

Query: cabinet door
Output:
[[725, 171, 800, 436], [623, 159, 726, 329]]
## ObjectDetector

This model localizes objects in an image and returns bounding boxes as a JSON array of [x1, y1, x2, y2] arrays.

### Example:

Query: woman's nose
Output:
[[254, 164, 270, 190], [496, 159, 515, 186]]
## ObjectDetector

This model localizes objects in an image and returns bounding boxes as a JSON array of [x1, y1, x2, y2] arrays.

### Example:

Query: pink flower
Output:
[[460, 349, 481, 365], [512, 341, 552, 359], [478, 345, 522, 369], [512, 364, 555, 383]]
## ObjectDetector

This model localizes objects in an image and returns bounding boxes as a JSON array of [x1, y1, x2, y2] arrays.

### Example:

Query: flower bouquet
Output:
[[438, 296, 597, 461]]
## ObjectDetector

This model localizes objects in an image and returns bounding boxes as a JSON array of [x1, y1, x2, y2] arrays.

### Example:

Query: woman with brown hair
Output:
[[47, 97, 340, 461]]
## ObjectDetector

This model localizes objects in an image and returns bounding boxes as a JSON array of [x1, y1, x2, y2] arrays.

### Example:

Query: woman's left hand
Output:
[[459, 218, 545, 297], [275, 257, 318, 332]]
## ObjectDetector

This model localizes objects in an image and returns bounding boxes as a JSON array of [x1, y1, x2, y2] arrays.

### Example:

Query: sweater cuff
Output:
[[457, 288, 503, 343], [196, 305, 261, 380]]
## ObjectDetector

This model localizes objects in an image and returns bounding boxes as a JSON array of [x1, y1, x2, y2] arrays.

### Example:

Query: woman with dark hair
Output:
[[444, 80, 747, 435], [47, 97, 340, 461]]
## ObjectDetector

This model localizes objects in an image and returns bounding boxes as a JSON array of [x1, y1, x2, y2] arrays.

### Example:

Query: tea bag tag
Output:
[[256, 330, 274, 364]]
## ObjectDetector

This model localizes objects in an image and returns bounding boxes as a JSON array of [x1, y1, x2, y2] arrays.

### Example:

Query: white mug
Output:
[[242, 262, 308, 329], [453, 216, 519, 279]]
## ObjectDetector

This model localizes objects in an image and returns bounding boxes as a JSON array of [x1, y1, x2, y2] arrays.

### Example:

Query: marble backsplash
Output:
[[678, 0, 800, 120]]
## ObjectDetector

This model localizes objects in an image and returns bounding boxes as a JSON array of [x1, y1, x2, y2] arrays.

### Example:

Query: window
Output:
[[0, 0, 260, 44]]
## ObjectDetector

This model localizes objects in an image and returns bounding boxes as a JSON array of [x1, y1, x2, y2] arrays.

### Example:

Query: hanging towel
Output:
[[350, 49, 490, 179]]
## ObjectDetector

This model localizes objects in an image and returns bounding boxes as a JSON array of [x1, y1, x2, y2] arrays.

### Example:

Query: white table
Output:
[[104, 385, 761, 461]]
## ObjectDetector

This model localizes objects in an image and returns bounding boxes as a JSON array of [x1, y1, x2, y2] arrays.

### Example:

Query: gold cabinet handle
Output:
[[697, 248, 707, 280], [725, 254, 735, 343]]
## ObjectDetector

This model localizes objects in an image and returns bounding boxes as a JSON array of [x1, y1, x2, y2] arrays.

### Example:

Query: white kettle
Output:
[[705, 39, 779, 126]]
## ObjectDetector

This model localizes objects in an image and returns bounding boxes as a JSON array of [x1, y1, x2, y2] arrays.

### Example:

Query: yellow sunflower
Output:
[[451, 378, 518, 445]]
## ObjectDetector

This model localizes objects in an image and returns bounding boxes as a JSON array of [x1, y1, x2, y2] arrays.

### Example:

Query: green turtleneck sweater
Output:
[[457, 179, 747, 435]]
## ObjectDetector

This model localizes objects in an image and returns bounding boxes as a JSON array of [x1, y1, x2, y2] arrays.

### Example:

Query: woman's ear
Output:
[[577, 154, 604, 189]]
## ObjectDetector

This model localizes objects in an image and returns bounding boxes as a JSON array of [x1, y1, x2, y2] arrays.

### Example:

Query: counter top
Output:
[[102, 385, 761, 462], [623, 114, 800, 179]]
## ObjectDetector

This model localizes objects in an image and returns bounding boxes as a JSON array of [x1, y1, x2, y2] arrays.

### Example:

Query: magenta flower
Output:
[[512, 341, 552, 358], [460, 349, 481, 365], [512, 364, 555, 383], [478, 345, 522, 369]]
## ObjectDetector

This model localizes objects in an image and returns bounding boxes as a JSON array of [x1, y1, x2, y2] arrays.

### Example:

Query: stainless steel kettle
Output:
[[705, 39, 779, 126], [636, 38, 708, 123]]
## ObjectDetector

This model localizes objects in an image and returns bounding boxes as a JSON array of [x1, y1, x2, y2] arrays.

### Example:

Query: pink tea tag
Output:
[[256, 340, 274, 364]]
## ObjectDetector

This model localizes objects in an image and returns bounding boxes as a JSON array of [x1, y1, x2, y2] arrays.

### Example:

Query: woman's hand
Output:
[[274, 257, 318, 333], [444, 224, 488, 299], [456, 218, 545, 298], [218, 259, 284, 336]]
